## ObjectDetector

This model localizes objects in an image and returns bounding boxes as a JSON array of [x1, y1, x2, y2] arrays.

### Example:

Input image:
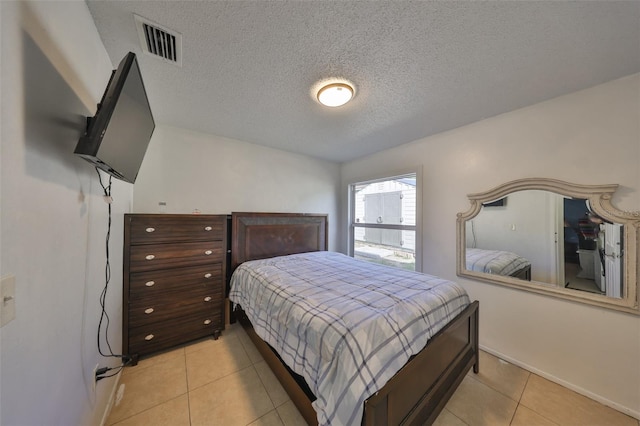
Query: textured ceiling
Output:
[[87, 1, 640, 163]]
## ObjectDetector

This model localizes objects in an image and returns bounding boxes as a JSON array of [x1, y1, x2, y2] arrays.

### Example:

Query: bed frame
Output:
[[231, 212, 479, 426], [512, 264, 531, 281]]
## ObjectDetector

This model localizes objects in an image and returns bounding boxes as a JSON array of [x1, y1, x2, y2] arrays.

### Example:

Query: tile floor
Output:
[[106, 323, 638, 426]]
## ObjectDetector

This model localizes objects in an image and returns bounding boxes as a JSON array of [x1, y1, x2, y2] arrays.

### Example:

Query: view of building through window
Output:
[[350, 173, 417, 270]]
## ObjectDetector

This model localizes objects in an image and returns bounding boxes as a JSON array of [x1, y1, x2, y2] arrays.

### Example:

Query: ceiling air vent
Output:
[[134, 14, 182, 67]]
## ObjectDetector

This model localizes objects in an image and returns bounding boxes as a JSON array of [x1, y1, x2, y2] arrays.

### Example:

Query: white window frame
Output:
[[347, 168, 423, 272]]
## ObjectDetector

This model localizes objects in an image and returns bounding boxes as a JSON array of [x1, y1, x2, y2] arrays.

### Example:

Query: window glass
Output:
[[350, 174, 417, 271]]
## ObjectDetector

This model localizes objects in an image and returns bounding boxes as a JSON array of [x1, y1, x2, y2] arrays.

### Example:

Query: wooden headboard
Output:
[[231, 212, 328, 272]]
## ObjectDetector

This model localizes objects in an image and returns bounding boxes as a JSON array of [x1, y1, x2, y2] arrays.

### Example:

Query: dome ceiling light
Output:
[[316, 82, 354, 107]]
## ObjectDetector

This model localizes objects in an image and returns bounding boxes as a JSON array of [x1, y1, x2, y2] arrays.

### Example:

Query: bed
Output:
[[229, 212, 479, 426], [466, 248, 531, 280]]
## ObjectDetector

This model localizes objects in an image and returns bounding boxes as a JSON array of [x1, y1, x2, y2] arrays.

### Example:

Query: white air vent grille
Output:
[[135, 15, 182, 66]]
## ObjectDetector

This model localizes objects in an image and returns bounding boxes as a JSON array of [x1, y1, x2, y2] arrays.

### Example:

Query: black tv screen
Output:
[[75, 52, 155, 183]]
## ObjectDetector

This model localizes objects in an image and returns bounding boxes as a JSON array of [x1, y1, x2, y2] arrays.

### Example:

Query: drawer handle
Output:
[[203, 319, 212, 325], [145, 334, 154, 341], [204, 296, 212, 302], [204, 273, 212, 279], [145, 227, 155, 233], [204, 250, 213, 255], [145, 281, 155, 287], [144, 308, 154, 314], [204, 226, 212, 231], [145, 254, 155, 260]]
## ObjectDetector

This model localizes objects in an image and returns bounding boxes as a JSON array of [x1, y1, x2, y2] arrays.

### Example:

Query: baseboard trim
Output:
[[479, 345, 639, 421], [98, 370, 124, 426]]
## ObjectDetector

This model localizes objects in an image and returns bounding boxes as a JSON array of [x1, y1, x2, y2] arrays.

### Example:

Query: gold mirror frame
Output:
[[456, 178, 640, 315]]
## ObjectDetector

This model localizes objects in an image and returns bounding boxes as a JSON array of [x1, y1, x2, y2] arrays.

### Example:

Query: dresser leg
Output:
[[129, 354, 140, 366], [213, 330, 221, 340]]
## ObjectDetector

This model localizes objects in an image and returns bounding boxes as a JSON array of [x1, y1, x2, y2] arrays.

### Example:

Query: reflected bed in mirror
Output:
[[457, 178, 639, 315]]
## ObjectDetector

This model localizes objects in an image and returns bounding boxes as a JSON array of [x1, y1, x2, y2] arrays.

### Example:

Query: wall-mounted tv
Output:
[[482, 197, 507, 208], [75, 52, 155, 184]]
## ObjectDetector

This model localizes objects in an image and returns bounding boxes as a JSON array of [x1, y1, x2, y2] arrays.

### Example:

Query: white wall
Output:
[[341, 74, 640, 418], [1, 2, 129, 424], [133, 125, 341, 251]]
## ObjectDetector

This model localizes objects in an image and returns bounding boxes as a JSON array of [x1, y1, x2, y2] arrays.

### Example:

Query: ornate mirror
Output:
[[456, 178, 639, 314]]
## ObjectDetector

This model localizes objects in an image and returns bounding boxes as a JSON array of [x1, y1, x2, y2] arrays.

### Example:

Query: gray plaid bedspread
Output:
[[229, 251, 470, 426], [466, 248, 531, 276]]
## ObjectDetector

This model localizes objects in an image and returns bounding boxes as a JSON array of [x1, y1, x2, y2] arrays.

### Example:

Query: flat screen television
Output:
[[75, 52, 155, 184]]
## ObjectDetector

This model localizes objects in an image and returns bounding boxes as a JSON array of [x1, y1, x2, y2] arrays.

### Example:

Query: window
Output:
[[349, 172, 420, 271]]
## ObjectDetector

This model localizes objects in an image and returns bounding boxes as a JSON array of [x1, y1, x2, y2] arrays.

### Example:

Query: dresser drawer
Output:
[[128, 312, 223, 356], [129, 264, 222, 299], [128, 215, 225, 244], [129, 241, 223, 272], [128, 289, 223, 328]]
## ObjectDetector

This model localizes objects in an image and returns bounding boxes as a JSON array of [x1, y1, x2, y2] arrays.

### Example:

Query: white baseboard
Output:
[[479, 345, 640, 421], [98, 370, 123, 426]]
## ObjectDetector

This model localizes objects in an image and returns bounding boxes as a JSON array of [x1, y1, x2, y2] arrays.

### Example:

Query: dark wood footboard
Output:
[[512, 264, 531, 281], [363, 301, 479, 426], [236, 301, 479, 426]]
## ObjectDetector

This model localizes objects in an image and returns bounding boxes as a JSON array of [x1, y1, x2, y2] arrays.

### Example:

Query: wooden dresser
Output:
[[123, 214, 226, 364]]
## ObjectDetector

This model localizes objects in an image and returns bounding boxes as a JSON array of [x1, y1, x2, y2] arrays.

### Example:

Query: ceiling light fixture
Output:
[[317, 83, 354, 107]]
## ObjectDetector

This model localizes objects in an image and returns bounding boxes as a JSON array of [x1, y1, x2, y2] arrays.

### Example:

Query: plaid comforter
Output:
[[229, 251, 470, 426], [466, 248, 531, 276]]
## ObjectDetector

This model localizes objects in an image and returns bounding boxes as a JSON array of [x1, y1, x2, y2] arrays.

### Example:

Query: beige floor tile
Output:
[[222, 321, 244, 339], [275, 400, 307, 426], [189, 366, 274, 426], [184, 334, 228, 355], [471, 350, 530, 401], [236, 325, 266, 364], [106, 354, 187, 425], [125, 346, 185, 373], [109, 394, 190, 426], [432, 408, 468, 426], [184, 323, 245, 355], [248, 409, 285, 426], [511, 404, 558, 426], [520, 374, 637, 426], [254, 360, 290, 407], [186, 333, 252, 390], [445, 375, 518, 426]]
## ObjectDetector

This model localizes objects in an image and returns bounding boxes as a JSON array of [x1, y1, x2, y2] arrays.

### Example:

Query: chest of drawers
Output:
[[123, 214, 226, 363]]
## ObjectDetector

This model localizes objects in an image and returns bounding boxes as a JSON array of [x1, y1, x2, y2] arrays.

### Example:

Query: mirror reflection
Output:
[[456, 178, 639, 315], [465, 190, 623, 299]]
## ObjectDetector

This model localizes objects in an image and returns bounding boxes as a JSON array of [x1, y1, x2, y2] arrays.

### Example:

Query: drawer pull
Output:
[[204, 296, 212, 302], [145, 254, 155, 260], [204, 226, 212, 231], [204, 273, 212, 279], [145, 227, 155, 233], [145, 334, 154, 341], [145, 281, 155, 287], [203, 319, 212, 325], [144, 308, 154, 314], [204, 250, 213, 255]]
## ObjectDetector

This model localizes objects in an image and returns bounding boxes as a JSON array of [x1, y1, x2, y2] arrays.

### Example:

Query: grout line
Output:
[[514, 375, 561, 426], [518, 372, 531, 404], [187, 364, 255, 393], [106, 350, 190, 425], [273, 406, 286, 426], [252, 363, 279, 409], [184, 351, 193, 426], [444, 408, 469, 426], [508, 403, 518, 425]]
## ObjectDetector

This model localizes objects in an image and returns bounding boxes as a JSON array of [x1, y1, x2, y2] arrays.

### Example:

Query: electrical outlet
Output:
[[92, 364, 100, 392]]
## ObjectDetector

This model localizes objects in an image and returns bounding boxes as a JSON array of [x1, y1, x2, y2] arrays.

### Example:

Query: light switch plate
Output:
[[1, 275, 16, 327]]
